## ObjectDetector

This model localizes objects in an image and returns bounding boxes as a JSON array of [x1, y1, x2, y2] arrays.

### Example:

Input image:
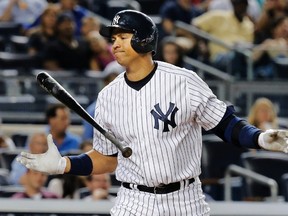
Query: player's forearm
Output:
[[211, 105, 261, 149], [88, 149, 118, 174]]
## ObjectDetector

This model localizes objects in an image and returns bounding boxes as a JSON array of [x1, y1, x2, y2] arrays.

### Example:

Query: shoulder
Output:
[[156, 61, 197, 79], [156, 61, 210, 90], [98, 72, 125, 95]]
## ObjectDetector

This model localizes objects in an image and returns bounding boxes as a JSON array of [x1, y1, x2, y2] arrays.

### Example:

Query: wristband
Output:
[[67, 153, 93, 176], [57, 157, 67, 174]]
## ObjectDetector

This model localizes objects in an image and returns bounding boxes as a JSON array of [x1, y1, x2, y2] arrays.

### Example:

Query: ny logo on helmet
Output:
[[151, 102, 178, 132], [112, 15, 120, 25]]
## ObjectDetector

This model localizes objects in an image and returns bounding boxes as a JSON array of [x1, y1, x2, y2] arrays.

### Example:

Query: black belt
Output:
[[122, 178, 195, 194]]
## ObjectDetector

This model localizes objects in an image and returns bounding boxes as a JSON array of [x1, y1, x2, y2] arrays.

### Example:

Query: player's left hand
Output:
[[16, 134, 66, 174], [258, 129, 288, 153]]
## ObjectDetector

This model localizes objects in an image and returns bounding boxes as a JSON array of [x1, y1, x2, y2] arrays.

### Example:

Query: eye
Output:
[[111, 37, 116, 44], [121, 34, 130, 40]]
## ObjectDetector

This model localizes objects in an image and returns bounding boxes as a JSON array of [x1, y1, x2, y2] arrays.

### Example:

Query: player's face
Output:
[[111, 31, 139, 67]]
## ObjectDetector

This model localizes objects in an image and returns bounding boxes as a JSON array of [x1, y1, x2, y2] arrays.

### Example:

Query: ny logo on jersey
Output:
[[150, 102, 178, 132]]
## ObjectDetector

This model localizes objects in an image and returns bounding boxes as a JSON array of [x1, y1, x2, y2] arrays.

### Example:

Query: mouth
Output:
[[113, 50, 124, 55]]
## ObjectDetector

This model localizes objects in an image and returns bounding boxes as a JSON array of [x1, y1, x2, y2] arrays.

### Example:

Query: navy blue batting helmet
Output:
[[100, 10, 158, 55]]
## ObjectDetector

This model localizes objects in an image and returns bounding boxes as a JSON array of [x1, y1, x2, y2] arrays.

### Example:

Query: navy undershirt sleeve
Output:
[[210, 106, 261, 149]]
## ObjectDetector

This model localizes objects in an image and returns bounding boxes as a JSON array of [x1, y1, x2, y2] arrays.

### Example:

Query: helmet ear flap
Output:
[[130, 28, 158, 55]]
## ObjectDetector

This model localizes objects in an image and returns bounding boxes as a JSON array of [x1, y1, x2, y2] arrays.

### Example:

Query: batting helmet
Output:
[[99, 10, 158, 55]]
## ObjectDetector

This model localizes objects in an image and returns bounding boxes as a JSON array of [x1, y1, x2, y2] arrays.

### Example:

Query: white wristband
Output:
[[258, 133, 265, 149], [57, 157, 67, 174]]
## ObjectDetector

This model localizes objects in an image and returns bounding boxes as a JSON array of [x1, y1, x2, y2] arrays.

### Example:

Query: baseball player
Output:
[[18, 10, 288, 216]]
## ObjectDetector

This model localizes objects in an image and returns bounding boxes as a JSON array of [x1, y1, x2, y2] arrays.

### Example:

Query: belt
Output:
[[122, 178, 195, 194]]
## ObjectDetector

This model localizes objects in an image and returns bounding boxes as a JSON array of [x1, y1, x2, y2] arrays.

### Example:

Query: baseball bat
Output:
[[36, 71, 132, 158]]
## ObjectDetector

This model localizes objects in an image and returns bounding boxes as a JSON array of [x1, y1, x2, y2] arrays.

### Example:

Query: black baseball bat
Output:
[[36, 71, 132, 158]]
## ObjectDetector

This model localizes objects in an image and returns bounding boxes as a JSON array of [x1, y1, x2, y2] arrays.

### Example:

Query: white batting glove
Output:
[[258, 129, 288, 153], [17, 134, 67, 174]]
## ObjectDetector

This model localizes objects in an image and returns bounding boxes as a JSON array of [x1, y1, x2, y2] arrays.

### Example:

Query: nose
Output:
[[112, 38, 121, 50]]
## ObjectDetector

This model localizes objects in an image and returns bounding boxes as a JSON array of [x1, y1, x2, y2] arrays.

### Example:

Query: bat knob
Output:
[[122, 147, 132, 158]]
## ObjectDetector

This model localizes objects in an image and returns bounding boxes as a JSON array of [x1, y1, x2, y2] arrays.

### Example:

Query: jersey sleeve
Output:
[[187, 72, 227, 131], [92, 94, 119, 156]]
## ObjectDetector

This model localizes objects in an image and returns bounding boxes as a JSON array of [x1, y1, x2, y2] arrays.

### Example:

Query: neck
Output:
[[125, 57, 154, 81]]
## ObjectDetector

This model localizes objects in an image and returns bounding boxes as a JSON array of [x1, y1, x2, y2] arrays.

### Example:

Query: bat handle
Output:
[[104, 132, 133, 158]]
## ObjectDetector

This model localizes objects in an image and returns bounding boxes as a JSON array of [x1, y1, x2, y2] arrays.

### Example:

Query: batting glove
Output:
[[258, 129, 288, 153], [17, 134, 67, 174]]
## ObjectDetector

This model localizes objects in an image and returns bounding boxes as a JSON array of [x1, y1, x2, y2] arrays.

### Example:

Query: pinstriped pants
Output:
[[111, 177, 210, 216]]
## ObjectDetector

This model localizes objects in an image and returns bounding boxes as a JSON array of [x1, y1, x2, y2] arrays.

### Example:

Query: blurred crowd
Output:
[[0, 0, 287, 78], [0, 0, 288, 202]]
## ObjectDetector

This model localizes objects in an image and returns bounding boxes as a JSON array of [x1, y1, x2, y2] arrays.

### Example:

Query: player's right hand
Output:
[[17, 134, 67, 174], [258, 129, 288, 153]]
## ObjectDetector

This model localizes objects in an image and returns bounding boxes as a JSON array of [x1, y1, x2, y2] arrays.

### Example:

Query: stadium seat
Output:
[[0, 52, 36, 73], [11, 133, 29, 148], [9, 35, 29, 53], [78, 187, 91, 199], [0, 168, 10, 186], [0, 22, 21, 36], [0, 80, 7, 95], [274, 58, 288, 79], [241, 151, 288, 200], [281, 173, 288, 202], [0, 149, 22, 171], [200, 134, 247, 200]]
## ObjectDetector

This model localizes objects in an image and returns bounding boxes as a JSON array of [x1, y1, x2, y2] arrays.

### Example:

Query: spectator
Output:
[[9, 132, 48, 185], [82, 173, 115, 201], [159, 0, 204, 52], [254, 0, 288, 43], [82, 60, 124, 141], [160, 0, 204, 36], [26, 4, 59, 68], [0, 0, 48, 29], [156, 36, 195, 70], [87, 31, 115, 71], [80, 16, 101, 40], [47, 173, 86, 199], [11, 169, 59, 199], [42, 12, 91, 72], [45, 103, 81, 155], [0, 133, 16, 150], [247, 97, 279, 131], [27, 0, 93, 37], [192, 0, 254, 77], [252, 16, 288, 79], [208, 0, 262, 22], [56, 0, 93, 37]]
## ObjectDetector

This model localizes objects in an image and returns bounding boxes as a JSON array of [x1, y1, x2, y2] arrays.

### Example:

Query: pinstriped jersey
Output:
[[93, 60, 226, 187]]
